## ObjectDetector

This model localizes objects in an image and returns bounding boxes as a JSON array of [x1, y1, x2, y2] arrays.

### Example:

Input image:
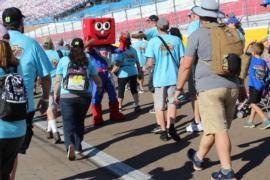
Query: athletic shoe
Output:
[[211, 170, 237, 180], [67, 144, 75, 161], [151, 125, 163, 134], [160, 131, 169, 141], [47, 131, 53, 139], [260, 119, 270, 130], [119, 108, 123, 112], [168, 126, 181, 142], [75, 150, 82, 155], [53, 132, 61, 144], [187, 148, 203, 171], [149, 108, 155, 114], [186, 122, 203, 132], [134, 105, 141, 112], [243, 121, 255, 128], [138, 89, 144, 94]]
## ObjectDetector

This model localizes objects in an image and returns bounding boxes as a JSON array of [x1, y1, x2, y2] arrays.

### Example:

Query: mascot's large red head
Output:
[[83, 18, 115, 45]]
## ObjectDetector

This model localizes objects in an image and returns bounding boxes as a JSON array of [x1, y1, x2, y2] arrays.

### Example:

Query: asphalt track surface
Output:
[[16, 76, 270, 180]]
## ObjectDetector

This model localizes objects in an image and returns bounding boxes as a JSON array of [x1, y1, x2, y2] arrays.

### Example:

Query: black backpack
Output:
[[63, 61, 89, 92], [0, 68, 28, 121]]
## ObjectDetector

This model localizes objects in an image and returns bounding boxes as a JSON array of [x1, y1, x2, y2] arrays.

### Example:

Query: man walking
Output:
[[174, 0, 239, 179], [145, 18, 185, 141]]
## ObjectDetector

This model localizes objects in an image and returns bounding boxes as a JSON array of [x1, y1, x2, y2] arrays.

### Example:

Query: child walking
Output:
[[244, 42, 270, 129]]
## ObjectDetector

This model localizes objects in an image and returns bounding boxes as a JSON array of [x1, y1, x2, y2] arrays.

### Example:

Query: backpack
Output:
[[202, 23, 244, 76], [63, 61, 89, 92], [0, 69, 28, 122]]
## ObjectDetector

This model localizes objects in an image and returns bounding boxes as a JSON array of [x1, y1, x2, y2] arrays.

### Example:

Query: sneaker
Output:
[[151, 125, 163, 134], [134, 105, 141, 112], [119, 107, 123, 112], [168, 126, 181, 142], [75, 150, 82, 155], [187, 148, 203, 171], [138, 89, 144, 94], [243, 121, 255, 128], [149, 108, 155, 114], [53, 132, 61, 144], [260, 119, 270, 130], [67, 144, 75, 161], [211, 170, 237, 180], [47, 131, 53, 139], [160, 131, 169, 141], [186, 122, 203, 132]]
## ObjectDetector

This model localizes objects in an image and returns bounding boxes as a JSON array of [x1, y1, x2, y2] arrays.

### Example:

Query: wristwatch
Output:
[[176, 87, 183, 91]]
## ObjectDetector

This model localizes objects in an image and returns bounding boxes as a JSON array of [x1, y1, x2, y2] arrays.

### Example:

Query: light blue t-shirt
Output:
[[56, 56, 97, 95], [187, 20, 200, 37], [132, 40, 148, 67], [0, 68, 26, 139], [45, 50, 61, 92], [144, 27, 159, 41], [9, 30, 53, 113], [145, 34, 185, 87], [115, 47, 139, 78], [58, 47, 70, 57]]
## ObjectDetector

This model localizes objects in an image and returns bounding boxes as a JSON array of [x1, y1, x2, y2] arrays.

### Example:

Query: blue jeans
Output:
[[60, 96, 91, 151]]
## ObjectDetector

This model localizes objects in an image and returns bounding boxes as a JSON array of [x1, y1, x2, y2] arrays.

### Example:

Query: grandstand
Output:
[[0, 0, 92, 22], [0, 0, 269, 44]]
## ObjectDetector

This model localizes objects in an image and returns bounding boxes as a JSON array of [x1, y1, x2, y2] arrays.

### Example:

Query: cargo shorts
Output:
[[198, 88, 238, 134]]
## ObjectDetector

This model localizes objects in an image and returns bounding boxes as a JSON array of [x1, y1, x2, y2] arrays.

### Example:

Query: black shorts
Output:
[[118, 75, 138, 99], [0, 137, 24, 179], [248, 87, 262, 104]]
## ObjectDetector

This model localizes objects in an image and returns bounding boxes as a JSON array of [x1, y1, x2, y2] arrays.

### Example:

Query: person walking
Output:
[[54, 38, 102, 160], [145, 18, 185, 141], [112, 32, 142, 112], [2, 7, 53, 179], [174, 0, 240, 179], [0, 24, 26, 180]]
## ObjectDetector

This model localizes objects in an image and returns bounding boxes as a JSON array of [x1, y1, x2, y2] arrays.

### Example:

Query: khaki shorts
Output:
[[154, 86, 176, 111], [198, 88, 238, 135]]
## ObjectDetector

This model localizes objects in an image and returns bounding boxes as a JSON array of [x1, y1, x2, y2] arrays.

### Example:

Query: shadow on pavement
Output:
[[60, 166, 119, 180], [232, 137, 270, 179], [80, 125, 200, 179]]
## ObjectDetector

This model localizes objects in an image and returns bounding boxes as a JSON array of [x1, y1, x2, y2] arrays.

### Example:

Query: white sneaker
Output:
[[186, 122, 203, 132]]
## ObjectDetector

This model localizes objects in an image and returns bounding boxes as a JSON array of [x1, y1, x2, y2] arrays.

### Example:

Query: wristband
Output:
[[176, 87, 183, 91]]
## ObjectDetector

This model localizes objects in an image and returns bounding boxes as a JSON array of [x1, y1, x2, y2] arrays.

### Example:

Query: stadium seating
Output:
[[0, 0, 88, 22], [23, 0, 269, 44]]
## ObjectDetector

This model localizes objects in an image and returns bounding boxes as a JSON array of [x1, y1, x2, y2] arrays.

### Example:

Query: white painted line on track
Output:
[[33, 116, 154, 180]]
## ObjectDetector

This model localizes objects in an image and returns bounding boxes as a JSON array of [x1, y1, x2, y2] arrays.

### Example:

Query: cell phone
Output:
[[177, 94, 186, 102]]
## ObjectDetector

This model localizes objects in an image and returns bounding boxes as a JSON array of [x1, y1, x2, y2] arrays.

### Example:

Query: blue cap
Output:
[[261, 0, 270, 7], [226, 17, 240, 25]]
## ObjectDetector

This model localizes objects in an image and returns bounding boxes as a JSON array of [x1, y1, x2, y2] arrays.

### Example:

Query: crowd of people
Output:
[[1, 0, 270, 180]]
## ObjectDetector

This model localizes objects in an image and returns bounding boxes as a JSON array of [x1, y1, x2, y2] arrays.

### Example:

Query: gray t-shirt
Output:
[[185, 23, 239, 92]]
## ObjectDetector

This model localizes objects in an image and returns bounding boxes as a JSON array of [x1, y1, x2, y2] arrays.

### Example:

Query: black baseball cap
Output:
[[2, 7, 25, 25], [146, 15, 159, 22], [71, 38, 84, 49]]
